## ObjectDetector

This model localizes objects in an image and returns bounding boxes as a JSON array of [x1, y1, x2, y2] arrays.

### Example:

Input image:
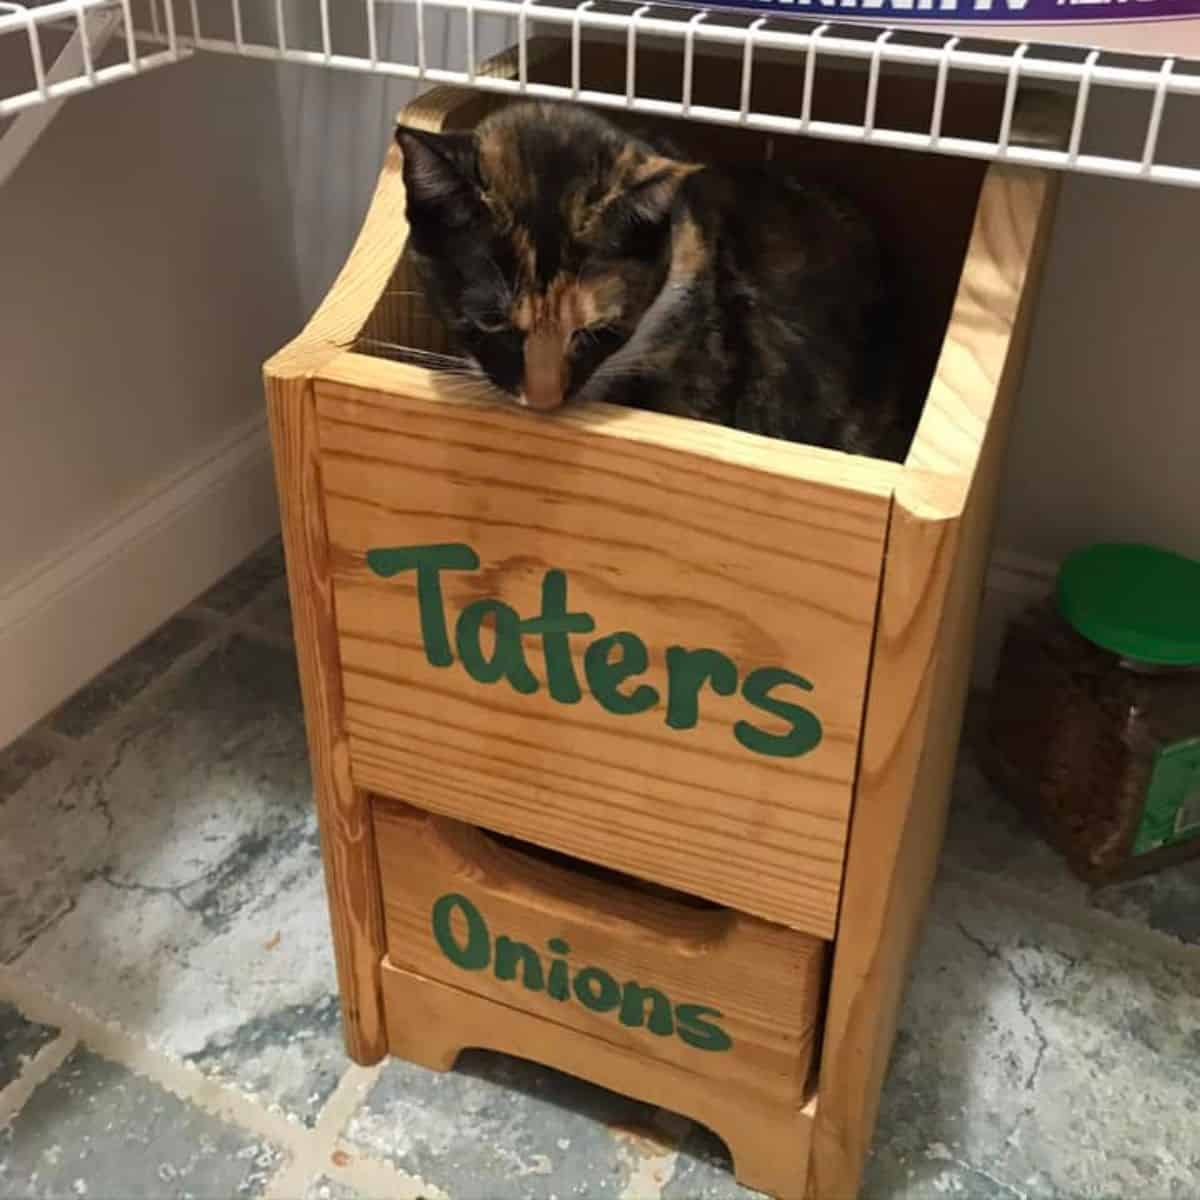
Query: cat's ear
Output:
[[395, 125, 479, 218]]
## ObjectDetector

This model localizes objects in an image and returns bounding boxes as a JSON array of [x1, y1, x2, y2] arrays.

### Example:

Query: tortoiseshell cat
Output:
[[396, 101, 913, 460]]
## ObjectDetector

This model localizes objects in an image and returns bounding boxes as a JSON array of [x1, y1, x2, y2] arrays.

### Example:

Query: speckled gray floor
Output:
[[1, 536, 1198, 1199]]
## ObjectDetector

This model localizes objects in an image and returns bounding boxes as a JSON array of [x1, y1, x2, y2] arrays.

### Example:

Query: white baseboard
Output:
[[0, 415, 280, 747], [973, 548, 1057, 689]]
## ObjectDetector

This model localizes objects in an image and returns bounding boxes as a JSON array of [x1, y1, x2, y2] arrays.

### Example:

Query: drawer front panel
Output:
[[318, 375, 892, 936], [374, 798, 827, 1099]]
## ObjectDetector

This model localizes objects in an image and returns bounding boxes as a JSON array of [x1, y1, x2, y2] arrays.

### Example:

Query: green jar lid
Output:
[[1057, 542, 1200, 666]]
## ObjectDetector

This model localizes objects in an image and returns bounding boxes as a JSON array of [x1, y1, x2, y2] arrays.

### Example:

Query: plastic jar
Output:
[[983, 543, 1200, 883]]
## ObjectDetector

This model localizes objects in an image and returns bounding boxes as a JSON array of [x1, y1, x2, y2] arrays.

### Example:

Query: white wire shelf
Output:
[[3, 1, 1200, 188], [0, 0, 188, 119], [160, 0, 1200, 187]]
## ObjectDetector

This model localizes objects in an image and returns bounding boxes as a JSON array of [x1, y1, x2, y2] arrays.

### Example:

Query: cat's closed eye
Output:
[[471, 315, 513, 335], [459, 289, 513, 336]]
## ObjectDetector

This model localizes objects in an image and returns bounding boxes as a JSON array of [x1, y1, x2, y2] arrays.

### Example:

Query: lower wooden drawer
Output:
[[380, 960, 818, 1198], [372, 798, 827, 1118]]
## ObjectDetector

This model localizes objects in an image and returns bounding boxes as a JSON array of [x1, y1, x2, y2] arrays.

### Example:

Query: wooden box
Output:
[[265, 41, 1065, 1200]]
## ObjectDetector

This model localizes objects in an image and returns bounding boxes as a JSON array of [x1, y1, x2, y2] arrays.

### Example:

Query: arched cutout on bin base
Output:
[[381, 959, 818, 1200]]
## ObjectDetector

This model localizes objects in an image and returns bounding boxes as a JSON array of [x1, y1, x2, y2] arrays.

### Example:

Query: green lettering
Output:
[[546, 939, 571, 1001], [365, 543, 479, 668], [573, 966, 621, 1013], [618, 982, 674, 1036], [367, 548, 822, 763], [585, 632, 659, 716], [736, 667, 823, 758], [674, 1004, 732, 1052], [431, 893, 490, 970], [494, 936, 545, 991], [664, 646, 738, 731], [455, 599, 539, 694], [519, 569, 595, 703]]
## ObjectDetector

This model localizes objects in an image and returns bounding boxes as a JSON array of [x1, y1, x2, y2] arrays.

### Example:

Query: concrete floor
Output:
[[2, 536, 1199, 1199]]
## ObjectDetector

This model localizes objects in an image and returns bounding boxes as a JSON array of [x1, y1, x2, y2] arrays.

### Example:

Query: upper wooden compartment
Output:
[[266, 42, 1064, 939]]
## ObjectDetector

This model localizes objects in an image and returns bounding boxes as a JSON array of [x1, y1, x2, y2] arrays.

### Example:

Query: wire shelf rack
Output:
[[0, 0, 188, 118], [166, 0, 1200, 187], [3, 1, 1200, 188]]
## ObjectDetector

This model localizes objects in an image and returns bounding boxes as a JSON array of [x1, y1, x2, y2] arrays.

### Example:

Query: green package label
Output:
[[1133, 737, 1200, 856]]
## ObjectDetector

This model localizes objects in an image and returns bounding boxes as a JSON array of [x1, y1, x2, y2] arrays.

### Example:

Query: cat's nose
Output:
[[522, 329, 567, 412]]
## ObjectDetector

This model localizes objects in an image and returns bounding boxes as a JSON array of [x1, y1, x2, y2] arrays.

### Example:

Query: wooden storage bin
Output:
[[265, 40, 1065, 1200]]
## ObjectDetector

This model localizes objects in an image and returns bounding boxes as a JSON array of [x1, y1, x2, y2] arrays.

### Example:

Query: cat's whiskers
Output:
[[432, 359, 515, 407]]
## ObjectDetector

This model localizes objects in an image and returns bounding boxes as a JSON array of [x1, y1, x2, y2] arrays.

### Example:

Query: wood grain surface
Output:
[[314, 360, 897, 938], [374, 797, 826, 1094]]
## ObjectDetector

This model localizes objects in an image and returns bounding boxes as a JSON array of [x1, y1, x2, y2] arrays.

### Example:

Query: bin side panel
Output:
[[265, 377, 389, 1065], [811, 161, 1062, 1200]]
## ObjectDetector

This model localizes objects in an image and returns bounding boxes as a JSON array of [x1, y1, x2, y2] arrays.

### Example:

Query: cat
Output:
[[395, 101, 913, 461]]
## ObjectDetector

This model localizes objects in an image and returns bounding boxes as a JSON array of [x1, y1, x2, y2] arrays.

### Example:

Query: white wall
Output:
[[0, 54, 304, 743], [999, 169, 1200, 564], [0, 55, 302, 576], [273, 59, 416, 316], [271, 5, 511, 313], [973, 91, 1200, 680]]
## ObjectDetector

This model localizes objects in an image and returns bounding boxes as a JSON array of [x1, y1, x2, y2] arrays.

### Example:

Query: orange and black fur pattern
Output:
[[396, 102, 913, 460]]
